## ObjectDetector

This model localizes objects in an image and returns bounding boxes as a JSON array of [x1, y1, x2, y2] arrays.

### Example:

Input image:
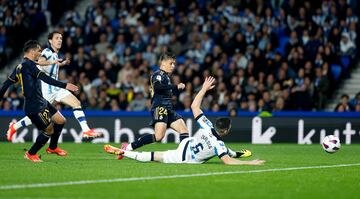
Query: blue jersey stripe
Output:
[[48, 62, 57, 94]]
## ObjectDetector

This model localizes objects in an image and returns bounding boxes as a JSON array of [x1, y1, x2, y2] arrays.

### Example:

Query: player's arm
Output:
[[227, 147, 252, 158], [30, 63, 78, 92], [152, 74, 185, 92], [0, 70, 18, 100], [220, 155, 265, 165], [191, 76, 215, 118], [227, 147, 238, 157], [37, 72, 78, 91], [37, 56, 61, 66], [152, 74, 177, 91], [0, 79, 15, 100]]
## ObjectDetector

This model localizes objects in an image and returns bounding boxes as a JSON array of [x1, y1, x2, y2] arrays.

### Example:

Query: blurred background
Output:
[[0, 0, 359, 115]]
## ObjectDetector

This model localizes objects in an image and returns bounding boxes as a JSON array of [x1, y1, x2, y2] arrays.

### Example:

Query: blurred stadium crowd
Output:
[[0, 0, 359, 113]]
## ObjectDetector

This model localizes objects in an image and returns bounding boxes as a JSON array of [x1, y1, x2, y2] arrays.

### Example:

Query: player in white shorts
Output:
[[6, 31, 101, 155], [104, 77, 265, 165]]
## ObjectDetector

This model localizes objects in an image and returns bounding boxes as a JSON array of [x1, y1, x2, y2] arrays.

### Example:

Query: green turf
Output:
[[0, 142, 359, 199]]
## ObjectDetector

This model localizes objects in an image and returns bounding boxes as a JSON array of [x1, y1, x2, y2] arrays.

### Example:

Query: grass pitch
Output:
[[0, 142, 359, 199]]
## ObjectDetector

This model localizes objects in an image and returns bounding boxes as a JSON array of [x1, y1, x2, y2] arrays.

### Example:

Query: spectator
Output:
[[2, 0, 358, 113]]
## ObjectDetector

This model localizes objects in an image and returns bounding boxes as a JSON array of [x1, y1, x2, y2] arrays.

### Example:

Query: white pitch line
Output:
[[1, 163, 360, 190]]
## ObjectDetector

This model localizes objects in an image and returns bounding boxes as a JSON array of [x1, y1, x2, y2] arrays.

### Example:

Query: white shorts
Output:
[[41, 81, 71, 103], [162, 138, 202, 164]]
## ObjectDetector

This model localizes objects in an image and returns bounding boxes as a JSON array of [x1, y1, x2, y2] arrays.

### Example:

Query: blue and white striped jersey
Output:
[[39, 47, 59, 80], [187, 114, 228, 163]]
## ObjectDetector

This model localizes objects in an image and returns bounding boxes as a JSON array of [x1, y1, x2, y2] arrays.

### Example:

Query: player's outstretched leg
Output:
[[104, 144, 156, 162], [117, 134, 156, 160], [60, 94, 101, 138], [7, 117, 32, 141], [72, 106, 100, 138]]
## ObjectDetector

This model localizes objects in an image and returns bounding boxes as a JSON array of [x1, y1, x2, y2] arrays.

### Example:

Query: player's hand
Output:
[[202, 76, 216, 91], [61, 58, 71, 66], [66, 83, 79, 92], [177, 83, 185, 90], [248, 159, 266, 165], [52, 59, 62, 65]]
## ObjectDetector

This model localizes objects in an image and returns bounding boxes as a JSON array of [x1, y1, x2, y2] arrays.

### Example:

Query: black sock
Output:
[[131, 134, 155, 150], [150, 152, 154, 161], [49, 123, 64, 150], [28, 132, 50, 155], [180, 133, 189, 142]]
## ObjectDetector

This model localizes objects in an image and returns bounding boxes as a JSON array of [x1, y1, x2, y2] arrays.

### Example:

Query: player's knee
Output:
[[55, 116, 66, 125], [174, 121, 188, 133], [154, 133, 164, 142], [59, 117, 66, 124], [72, 98, 81, 108], [44, 123, 54, 135], [180, 126, 188, 133]]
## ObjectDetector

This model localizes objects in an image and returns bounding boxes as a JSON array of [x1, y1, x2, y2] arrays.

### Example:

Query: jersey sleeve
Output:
[[195, 114, 214, 131], [8, 68, 18, 83], [211, 138, 228, 159], [41, 48, 53, 60], [151, 73, 176, 91], [152, 73, 162, 85], [27, 62, 42, 78], [0, 68, 18, 100]]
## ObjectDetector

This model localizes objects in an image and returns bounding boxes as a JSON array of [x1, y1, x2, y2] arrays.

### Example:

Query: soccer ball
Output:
[[322, 135, 341, 153]]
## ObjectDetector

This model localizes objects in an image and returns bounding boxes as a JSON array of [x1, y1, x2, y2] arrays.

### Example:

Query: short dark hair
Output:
[[215, 117, 231, 131], [23, 40, 40, 53], [159, 52, 176, 63], [48, 31, 63, 40]]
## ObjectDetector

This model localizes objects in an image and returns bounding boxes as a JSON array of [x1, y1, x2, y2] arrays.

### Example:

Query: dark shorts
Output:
[[27, 102, 58, 131], [149, 106, 183, 127]]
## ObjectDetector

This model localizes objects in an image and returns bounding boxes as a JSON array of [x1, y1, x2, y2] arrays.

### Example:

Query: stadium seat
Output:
[[331, 64, 342, 81]]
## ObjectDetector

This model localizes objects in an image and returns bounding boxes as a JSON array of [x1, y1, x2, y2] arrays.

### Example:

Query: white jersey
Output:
[[187, 114, 228, 163], [162, 114, 229, 164], [37, 47, 71, 103], [39, 47, 60, 80]]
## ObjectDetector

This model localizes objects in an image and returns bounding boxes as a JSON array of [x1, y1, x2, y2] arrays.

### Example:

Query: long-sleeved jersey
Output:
[[150, 70, 178, 110], [0, 58, 66, 114]]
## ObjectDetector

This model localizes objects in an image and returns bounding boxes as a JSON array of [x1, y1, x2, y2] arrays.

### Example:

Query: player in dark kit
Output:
[[119, 53, 189, 158], [0, 40, 78, 162]]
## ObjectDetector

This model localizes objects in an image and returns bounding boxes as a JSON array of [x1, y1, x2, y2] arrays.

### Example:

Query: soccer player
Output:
[[119, 53, 189, 158], [0, 40, 78, 162], [6, 31, 100, 144], [104, 76, 265, 165]]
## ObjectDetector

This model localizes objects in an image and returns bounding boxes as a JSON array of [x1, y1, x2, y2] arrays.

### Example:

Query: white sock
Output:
[[123, 151, 153, 162], [73, 107, 90, 132], [126, 144, 133, 151], [14, 117, 32, 130]]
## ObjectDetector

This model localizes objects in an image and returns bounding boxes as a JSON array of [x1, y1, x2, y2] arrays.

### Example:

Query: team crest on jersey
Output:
[[156, 75, 162, 81]]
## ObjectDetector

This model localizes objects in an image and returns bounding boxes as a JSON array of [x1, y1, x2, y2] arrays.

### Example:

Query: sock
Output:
[[179, 133, 189, 142], [28, 132, 50, 155], [14, 117, 32, 130], [130, 134, 156, 150], [73, 107, 90, 132], [49, 123, 64, 150], [126, 144, 133, 151], [123, 151, 154, 162]]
